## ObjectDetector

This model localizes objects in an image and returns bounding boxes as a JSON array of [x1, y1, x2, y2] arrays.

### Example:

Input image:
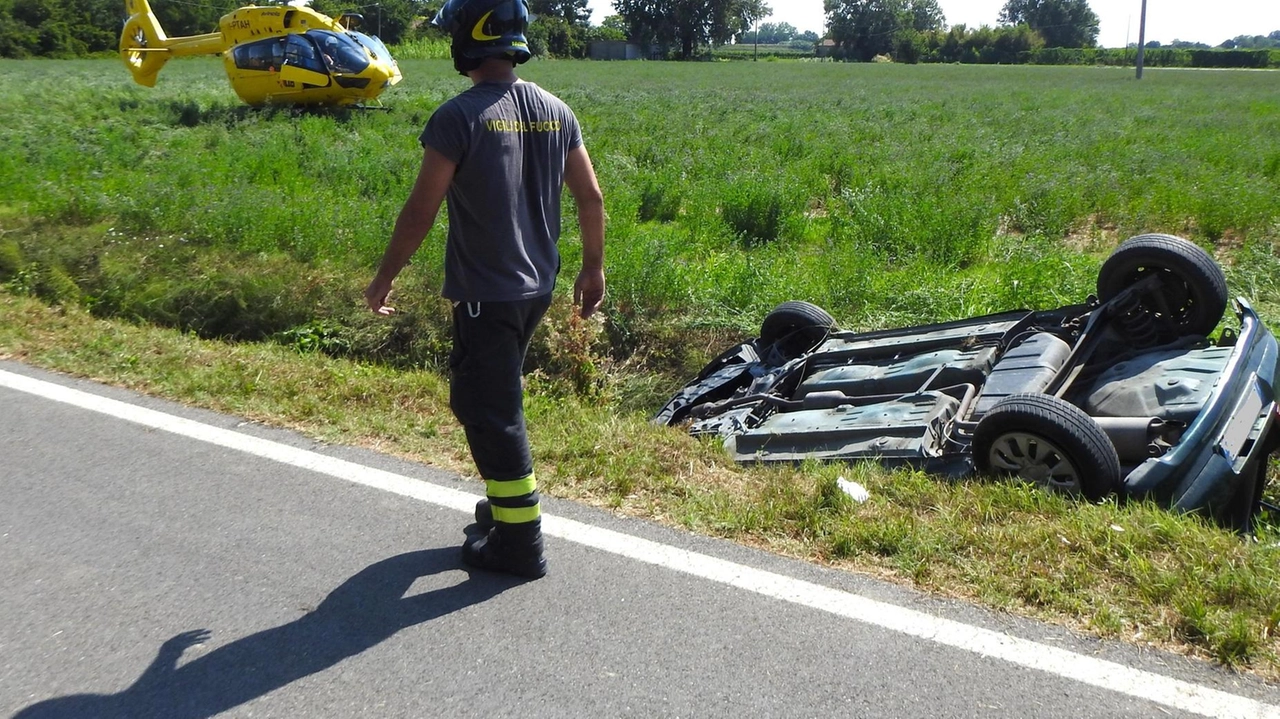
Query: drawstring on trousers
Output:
[[452, 301, 483, 318]]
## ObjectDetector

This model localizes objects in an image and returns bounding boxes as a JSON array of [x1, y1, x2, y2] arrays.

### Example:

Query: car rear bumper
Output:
[[1121, 299, 1280, 527]]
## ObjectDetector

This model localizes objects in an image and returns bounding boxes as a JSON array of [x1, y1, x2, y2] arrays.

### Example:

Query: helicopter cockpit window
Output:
[[284, 34, 327, 74], [232, 37, 286, 72], [307, 30, 369, 74], [350, 32, 393, 65]]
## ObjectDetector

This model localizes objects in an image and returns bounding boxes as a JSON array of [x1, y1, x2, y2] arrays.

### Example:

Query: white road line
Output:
[[3, 366, 1276, 719]]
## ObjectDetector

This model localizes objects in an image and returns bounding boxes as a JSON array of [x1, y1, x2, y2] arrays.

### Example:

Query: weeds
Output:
[[721, 177, 800, 247], [5, 58, 1280, 677], [7, 60, 1279, 343]]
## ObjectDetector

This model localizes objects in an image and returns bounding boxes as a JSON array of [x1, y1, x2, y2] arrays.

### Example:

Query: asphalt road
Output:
[[3, 359, 1280, 719]]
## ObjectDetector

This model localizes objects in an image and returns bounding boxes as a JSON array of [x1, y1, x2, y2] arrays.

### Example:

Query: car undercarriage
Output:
[[656, 235, 1280, 531]]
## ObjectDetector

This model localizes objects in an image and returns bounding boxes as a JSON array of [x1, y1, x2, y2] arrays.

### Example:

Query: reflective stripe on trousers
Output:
[[449, 295, 551, 526], [486, 474, 541, 524]]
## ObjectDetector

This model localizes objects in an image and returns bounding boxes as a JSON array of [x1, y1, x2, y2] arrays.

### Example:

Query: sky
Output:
[[583, 0, 1280, 49]]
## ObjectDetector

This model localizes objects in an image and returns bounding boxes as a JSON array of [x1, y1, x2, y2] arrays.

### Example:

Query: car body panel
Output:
[[1121, 301, 1280, 524], [727, 390, 961, 463]]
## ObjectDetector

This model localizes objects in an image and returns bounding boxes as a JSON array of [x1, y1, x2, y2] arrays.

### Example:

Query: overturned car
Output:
[[656, 235, 1280, 530]]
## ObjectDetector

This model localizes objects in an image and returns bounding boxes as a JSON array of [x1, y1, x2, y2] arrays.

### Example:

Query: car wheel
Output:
[[759, 301, 837, 361], [973, 393, 1121, 501], [1096, 233, 1228, 338]]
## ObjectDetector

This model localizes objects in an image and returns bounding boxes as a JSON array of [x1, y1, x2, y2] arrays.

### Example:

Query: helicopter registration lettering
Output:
[[229, 19, 252, 29], [485, 119, 563, 133]]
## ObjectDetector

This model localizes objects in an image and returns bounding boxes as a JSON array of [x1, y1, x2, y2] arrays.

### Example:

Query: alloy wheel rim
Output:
[[987, 432, 1082, 495]]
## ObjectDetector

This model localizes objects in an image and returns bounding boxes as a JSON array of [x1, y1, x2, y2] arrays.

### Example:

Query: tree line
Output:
[[737, 22, 819, 48], [0, 0, 428, 57], [0, 0, 604, 58], [821, 0, 1098, 62], [2, 0, 1277, 65]]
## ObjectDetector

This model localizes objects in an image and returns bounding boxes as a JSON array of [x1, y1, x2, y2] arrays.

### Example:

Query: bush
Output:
[[0, 239, 22, 281], [712, 43, 812, 60], [35, 263, 81, 306], [636, 174, 683, 223], [1188, 49, 1272, 69], [1028, 47, 1087, 65], [721, 178, 802, 247]]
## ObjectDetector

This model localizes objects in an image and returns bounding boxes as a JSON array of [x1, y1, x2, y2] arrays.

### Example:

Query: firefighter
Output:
[[363, 0, 606, 579]]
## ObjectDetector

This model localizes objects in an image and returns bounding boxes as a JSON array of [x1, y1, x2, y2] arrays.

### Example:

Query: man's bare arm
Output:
[[364, 147, 457, 315], [564, 145, 605, 318]]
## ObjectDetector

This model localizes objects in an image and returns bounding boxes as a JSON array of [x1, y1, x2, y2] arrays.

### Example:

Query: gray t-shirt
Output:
[[420, 80, 583, 302]]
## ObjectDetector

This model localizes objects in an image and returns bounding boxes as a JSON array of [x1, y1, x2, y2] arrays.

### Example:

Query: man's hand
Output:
[[364, 147, 456, 318], [364, 277, 396, 316], [573, 266, 605, 319], [565, 146, 605, 319]]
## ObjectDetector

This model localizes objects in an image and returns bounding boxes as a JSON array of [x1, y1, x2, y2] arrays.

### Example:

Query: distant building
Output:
[[588, 41, 643, 60], [817, 38, 836, 58]]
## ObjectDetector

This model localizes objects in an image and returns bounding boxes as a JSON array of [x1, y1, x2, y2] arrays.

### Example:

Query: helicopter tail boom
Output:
[[120, 0, 222, 87]]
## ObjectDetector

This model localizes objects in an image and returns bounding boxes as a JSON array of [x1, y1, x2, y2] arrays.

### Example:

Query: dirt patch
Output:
[[1213, 229, 1247, 267], [1064, 214, 1122, 253]]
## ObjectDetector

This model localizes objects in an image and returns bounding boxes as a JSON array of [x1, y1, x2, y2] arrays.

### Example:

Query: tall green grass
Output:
[[2, 58, 1279, 374], [390, 37, 450, 60]]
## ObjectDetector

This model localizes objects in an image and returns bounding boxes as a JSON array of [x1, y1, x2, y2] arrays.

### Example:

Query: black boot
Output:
[[461, 522, 546, 579], [474, 498, 494, 530]]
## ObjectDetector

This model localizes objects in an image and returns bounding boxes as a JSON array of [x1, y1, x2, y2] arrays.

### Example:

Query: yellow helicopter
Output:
[[120, 0, 402, 107]]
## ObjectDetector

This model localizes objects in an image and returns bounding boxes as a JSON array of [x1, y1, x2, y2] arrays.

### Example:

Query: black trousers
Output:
[[448, 295, 552, 525]]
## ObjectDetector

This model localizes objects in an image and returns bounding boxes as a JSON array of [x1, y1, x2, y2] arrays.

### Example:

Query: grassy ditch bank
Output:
[[5, 57, 1280, 679], [5, 59, 1280, 352], [4, 288, 1280, 679]]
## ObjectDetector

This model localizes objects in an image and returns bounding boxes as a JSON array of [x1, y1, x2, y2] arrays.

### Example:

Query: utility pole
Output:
[[754, 16, 759, 61], [1135, 0, 1148, 79]]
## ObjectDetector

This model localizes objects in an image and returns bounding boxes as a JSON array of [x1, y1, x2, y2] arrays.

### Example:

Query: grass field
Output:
[[4, 57, 1280, 676]]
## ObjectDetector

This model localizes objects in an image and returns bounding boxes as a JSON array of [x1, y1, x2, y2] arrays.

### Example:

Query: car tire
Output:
[[1096, 233, 1228, 338], [759, 301, 837, 361], [973, 393, 1121, 501]]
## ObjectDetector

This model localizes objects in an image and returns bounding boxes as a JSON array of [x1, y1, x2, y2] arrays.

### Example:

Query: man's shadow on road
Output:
[[14, 547, 518, 719]]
